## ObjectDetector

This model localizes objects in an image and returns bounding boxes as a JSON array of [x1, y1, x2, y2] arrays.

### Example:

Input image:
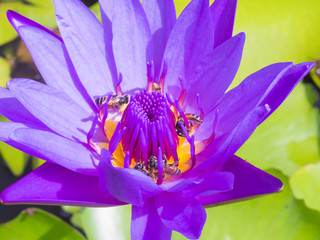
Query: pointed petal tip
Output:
[[236, 31, 246, 40], [6, 10, 21, 29], [6, 9, 15, 18], [283, 61, 315, 82], [277, 181, 284, 192], [6, 78, 26, 91], [6, 10, 41, 32], [6, 78, 15, 89], [8, 126, 22, 140], [264, 177, 283, 196], [223, 32, 245, 48], [298, 61, 316, 71], [266, 171, 283, 194], [197, 157, 285, 207], [6, 9, 18, 20], [0, 188, 14, 205], [0, 188, 18, 206], [232, 31, 246, 48]]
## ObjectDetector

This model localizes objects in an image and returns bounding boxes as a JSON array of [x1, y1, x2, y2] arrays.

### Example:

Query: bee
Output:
[[164, 161, 181, 177], [134, 162, 150, 176], [184, 114, 202, 123], [152, 83, 161, 92], [95, 94, 129, 110], [147, 155, 159, 180], [148, 155, 159, 170], [148, 155, 181, 178], [175, 113, 202, 137]]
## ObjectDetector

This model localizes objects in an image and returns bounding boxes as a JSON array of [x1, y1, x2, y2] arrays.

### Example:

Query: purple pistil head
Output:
[[120, 90, 178, 164]]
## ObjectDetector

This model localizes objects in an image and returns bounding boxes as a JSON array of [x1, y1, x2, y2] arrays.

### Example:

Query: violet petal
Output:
[[163, 0, 214, 100], [0, 122, 28, 143], [98, 0, 113, 21], [9, 128, 97, 175], [0, 163, 123, 206], [7, 11, 93, 112], [155, 192, 206, 239], [196, 104, 270, 170], [7, 78, 92, 143], [54, 0, 115, 99], [96, 0, 119, 89], [215, 62, 293, 135], [210, 0, 237, 48], [142, 0, 176, 78], [0, 87, 46, 128], [131, 198, 172, 240], [98, 150, 161, 207], [198, 155, 283, 206], [258, 62, 315, 119], [185, 32, 245, 114], [112, 0, 152, 91], [161, 171, 234, 197], [196, 62, 293, 140], [182, 172, 234, 197], [7, 10, 61, 41]]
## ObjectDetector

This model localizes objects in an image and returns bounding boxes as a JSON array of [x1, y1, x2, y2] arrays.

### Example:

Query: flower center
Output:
[[120, 90, 179, 166], [88, 64, 210, 184]]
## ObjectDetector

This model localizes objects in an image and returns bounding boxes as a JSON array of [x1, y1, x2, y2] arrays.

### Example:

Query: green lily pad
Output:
[[62, 206, 81, 215], [173, 0, 320, 177], [0, 3, 19, 45], [173, 0, 190, 15], [290, 163, 320, 213], [172, 170, 320, 240], [19, 0, 56, 27], [0, 116, 28, 177], [0, 208, 86, 240], [62, 206, 83, 229], [0, 141, 27, 176], [31, 157, 45, 170], [0, 57, 10, 87], [81, 206, 131, 240], [233, 0, 320, 84], [89, 2, 101, 22], [237, 84, 320, 176], [0, 0, 56, 46], [231, 0, 320, 176]]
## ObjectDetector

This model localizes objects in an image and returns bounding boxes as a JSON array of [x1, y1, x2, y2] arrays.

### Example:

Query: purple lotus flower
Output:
[[0, 0, 314, 239]]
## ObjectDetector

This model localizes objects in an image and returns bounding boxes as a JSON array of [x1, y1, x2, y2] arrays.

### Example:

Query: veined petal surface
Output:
[[142, 0, 176, 78], [131, 198, 172, 240], [7, 78, 92, 143], [7, 10, 93, 112], [112, 0, 152, 91], [0, 122, 30, 143], [210, 0, 237, 48], [155, 192, 206, 239], [54, 0, 115, 101], [9, 128, 97, 175], [164, 0, 214, 99], [185, 32, 245, 113], [0, 87, 46, 128]]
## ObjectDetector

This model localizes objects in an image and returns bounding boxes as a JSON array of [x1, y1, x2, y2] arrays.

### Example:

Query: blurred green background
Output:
[[1, 0, 320, 239]]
